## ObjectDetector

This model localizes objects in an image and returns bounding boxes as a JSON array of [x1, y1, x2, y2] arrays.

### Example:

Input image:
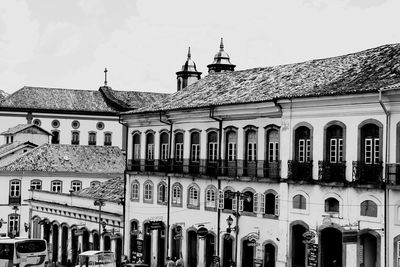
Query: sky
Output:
[[0, 0, 399, 95]]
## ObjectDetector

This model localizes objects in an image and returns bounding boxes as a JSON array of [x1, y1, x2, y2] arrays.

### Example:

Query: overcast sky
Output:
[[0, 0, 399, 95]]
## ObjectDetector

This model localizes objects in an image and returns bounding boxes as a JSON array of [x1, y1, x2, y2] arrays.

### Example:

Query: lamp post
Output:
[[94, 199, 105, 236]]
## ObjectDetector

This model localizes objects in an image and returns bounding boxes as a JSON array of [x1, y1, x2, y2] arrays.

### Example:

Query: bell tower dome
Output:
[[176, 47, 202, 91], [207, 38, 236, 73]]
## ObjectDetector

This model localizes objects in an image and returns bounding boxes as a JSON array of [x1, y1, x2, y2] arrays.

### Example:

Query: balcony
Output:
[[318, 161, 347, 183], [287, 160, 313, 182], [172, 161, 184, 174], [158, 160, 170, 173], [127, 160, 141, 171], [9, 196, 21, 205], [206, 161, 219, 176], [387, 163, 400, 185], [222, 160, 238, 177], [188, 161, 200, 174], [243, 161, 257, 177], [352, 161, 383, 184], [264, 161, 281, 179], [144, 160, 155, 172]]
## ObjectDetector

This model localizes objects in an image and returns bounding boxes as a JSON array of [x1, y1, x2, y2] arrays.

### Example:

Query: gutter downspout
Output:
[[379, 90, 390, 267], [118, 116, 129, 259], [209, 107, 223, 261], [159, 111, 173, 258]]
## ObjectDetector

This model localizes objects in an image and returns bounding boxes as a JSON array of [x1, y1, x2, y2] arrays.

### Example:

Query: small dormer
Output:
[[0, 124, 53, 146]]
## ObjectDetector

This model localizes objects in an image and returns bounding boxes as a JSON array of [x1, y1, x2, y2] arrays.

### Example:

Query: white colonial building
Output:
[[120, 42, 400, 267]]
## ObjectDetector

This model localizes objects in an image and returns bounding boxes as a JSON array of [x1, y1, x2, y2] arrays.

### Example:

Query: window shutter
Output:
[[274, 194, 280, 216], [260, 193, 265, 214], [239, 198, 244, 213], [253, 193, 259, 213], [232, 197, 237, 212], [218, 190, 224, 209]]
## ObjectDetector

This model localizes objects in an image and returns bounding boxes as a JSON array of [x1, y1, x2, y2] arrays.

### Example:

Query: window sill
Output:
[[130, 198, 139, 202], [187, 204, 200, 210], [205, 207, 217, 212], [143, 199, 153, 204], [157, 201, 167, 206], [241, 211, 257, 217], [262, 214, 279, 220], [172, 203, 182, 208]]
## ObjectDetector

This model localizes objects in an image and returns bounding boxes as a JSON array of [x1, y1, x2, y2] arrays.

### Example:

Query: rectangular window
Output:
[[365, 138, 372, 164], [8, 215, 19, 237], [228, 143, 237, 161], [206, 189, 216, 208], [218, 190, 224, 209], [88, 132, 97, 146], [147, 144, 154, 160], [30, 180, 42, 190], [175, 143, 183, 162], [298, 139, 305, 162], [71, 132, 80, 145], [269, 142, 279, 162], [330, 139, 337, 163], [208, 142, 218, 161], [161, 144, 169, 161], [189, 189, 199, 206], [191, 144, 200, 162], [374, 139, 380, 164], [131, 184, 139, 200], [134, 144, 141, 160], [51, 181, 62, 192], [338, 139, 343, 163], [104, 133, 112, 146], [172, 187, 181, 204], [71, 181, 82, 192], [247, 143, 257, 161], [10, 180, 21, 197]]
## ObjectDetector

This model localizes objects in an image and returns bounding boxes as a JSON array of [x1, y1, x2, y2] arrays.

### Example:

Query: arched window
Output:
[[132, 133, 141, 161], [158, 182, 168, 204], [188, 184, 200, 208], [326, 125, 344, 163], [207, 131, 218, 162], [160, 132, 169, 161], [295, 126, 311, 162], [264, 192, 279, 216], [242, 190, 254, 213], [223, 189, 233, 210], [360, 200, 377, 217], [190, 132, 200, 162], [174, 132, 184, 162], [143, 181, 153, 202], [205, 186, 217, 209], [325, 197, 339, 213], [146, 133, 155, 160], [172, 183, 182, 206], [293, 194, 306, 210], [131, 181, 139, 201], [245, 130, 257, 162], [8, 213, 20, 237], [361, 124, 380, 164]]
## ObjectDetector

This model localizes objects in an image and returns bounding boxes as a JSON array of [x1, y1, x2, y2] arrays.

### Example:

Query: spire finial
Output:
[[104, 68, 108, 86], [220, 37, 224, 51], [188, 47, 191, 59]]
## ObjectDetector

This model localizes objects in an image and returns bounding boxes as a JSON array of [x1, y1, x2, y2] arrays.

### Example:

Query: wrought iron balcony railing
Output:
[[288, 160, 313, 182], [318, 161, 347, 183], [352, 161, 383, 184]]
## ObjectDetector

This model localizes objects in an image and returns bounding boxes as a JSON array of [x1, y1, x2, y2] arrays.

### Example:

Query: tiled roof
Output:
[[0, 141, 36, 157], [0, 144, 125, 173], [73, 177, 123, 201], [0, 89, 8, 100], [0, 124, 52, 135], [128, 43, 400, 113], [100, 86, 168, 110], [0, 86, 118, 113]]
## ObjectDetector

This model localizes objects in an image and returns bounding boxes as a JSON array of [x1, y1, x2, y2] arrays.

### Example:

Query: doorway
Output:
[[242, 239, 255, 267], [360, 232, 378, 267], [264, 243, 276, 267], [320, 227, 342, 267], [187, 230, 198, 267], [291, 224, 307, 267]]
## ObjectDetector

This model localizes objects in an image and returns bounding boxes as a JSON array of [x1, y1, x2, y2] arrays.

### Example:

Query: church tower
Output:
[[176, 47, 202, 91], [207, 38, 236, 73]]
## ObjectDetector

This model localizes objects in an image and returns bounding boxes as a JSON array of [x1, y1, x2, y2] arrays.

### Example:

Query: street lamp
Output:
[[226, 215, 237, 234], [94, 199, 105, 236]]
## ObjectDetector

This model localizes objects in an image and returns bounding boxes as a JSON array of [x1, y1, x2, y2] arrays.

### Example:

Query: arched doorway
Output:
[[360, 232, 379, 267], [115, 236, 123, 267], [104, 235, 111, 251], [130, 221, 138, 261], [187, 229, 198, 267], [291, 223, 307, 267], [242, 239, 255, 267], [205, 233, 215, 267], [61, 225, 68, 265], [157, 226, 166, 267], [320, 227, 342, 267], [93, 231, 100, 251], [82, 229, 90, 252], [143, 223, 152, 265], [264, 243, 276, 267], [71, 228, 78, 265], [42, 221, 51, 244], [222, 234, 234, 267], [171, 225, 182, 260], [52, 224, 59, 263]]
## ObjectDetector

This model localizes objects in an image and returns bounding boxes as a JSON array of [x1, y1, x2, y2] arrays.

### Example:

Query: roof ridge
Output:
[[0, 143, 47, 170], [22, 86, 98, 92]]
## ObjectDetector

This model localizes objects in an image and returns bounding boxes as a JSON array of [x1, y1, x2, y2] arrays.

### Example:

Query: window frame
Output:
[[171, 183, 183, 207], [157, 182, 168, 205], [30, 180, 42, 190], [9, 179, 21, 198], [51, 180, 63, 193], [71, 131, 80, 145], [71, 180, 82, 192], [131, 181, 140, 201], [104, 132, 112, 146], [188, 184, 200, 209], [88, 131, 97, 146], [143, 180, 153, 203]]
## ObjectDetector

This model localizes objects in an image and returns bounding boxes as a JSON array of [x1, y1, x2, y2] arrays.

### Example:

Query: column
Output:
[[111, 237, 116, 256], [89, 232, 94, 250], [58, 226, 63, 263], [198, 237, 205, 267], [40, 224, 44, 239], [151, 230, 158, 267], [78, 234, 83, 254], [49, 228, 53, 263], [345, 243, 358, 267], [67, 228, 73, 261], [100, 234, 104, 251]]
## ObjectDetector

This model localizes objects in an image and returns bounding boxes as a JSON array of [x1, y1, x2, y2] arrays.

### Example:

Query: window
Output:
[[223, 190, 233, 210], [132, 133, 141, 160], [71, 180, 82, 192], [295, 126, 311, 162], [160, 132, 169, 161], [146, 133, 155, 160], [191, 132, 200, 162], [172, 183, 182, 206], [246, 130, 257, 161], [293, 194, 306, 210], [205, 186, 217, 209], [361, 124, 380, 164], [71, 120, 80, 129], [226, 131, 237, 161], [267, 129, 279, 162], [33, 119, 41, 126], [10, 180, 21, 197], [51, 120, 60, 128], [51, 180, 62, 192], [264, 192, 279, 216], [188, 185, 199, 207], [96, 122, 105, 130], [360, 200, 377, 217], [71, 131, 80, 145], [143, 181, 153, 202], [242, 191, 254, 213], [324, 197, 339, 213], [175, 132, 184, 162], [8, 214, 20, 237], [131, 181, 139, 200], [326, 125, 344, 163], [207, 131, 218, 161], [51, 130, 60, 144], [88, 132, 97, 146], [158, 183, 168, 204], [104, 132, 112, 146], [90, 181, 100, 188], [30, 180, 42, 190]]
